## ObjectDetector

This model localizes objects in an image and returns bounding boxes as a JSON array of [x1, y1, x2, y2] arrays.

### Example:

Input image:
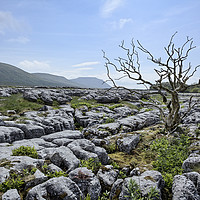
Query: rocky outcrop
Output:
[[2, 189, 21, 200], [182, 153, 200, 173], [69, 167, 101, 200], [0, 126, 24, 143], [119, 170, 164, 200], [117, 134, 140, 153], [172, 174, 200, 200], [67, 139, 109, 164], [97, 165, 119, 190], [0, 87, 199, 199], [26, 176, 83, 200]]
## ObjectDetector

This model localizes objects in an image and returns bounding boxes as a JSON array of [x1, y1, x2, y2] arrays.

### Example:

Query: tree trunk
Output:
[[165, 92, 180, 132]]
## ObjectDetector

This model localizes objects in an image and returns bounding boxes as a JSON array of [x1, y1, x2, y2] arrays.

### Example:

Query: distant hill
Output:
[[0, 62, 111, 88], [0, 62, 48, 87], [0, 63, 79, 87], [70, 77, 111, 88], [33, 73, 82, 88]]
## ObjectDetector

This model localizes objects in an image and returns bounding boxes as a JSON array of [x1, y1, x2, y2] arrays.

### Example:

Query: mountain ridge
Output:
[[0, 62, 110, 88]]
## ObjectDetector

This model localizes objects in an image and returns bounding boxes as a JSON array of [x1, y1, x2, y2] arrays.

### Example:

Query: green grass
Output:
[[12, 146, 38, 159], [0, 93, 42, 115], [70, 97, 140, 112], [150, 134, 190, 199], [79, 158, 102, 173], [70, 97, 101, 109]]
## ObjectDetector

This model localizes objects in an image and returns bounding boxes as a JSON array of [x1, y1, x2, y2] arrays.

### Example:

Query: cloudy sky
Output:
[[0, 0, 200, 88]]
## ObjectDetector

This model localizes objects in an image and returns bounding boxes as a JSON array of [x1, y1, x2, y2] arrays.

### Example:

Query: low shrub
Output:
[[12, 146, 38, 159], [0, 167, 37, 193], [80, 158, 102, 173], [104, 117, 115, 124], [125, 179, 160, 200], [150, 134, 190, 192]]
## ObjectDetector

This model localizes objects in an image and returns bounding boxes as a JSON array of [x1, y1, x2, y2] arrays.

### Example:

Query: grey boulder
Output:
[[97, 165, 119, 190], [38, 146, 80, 172], [119, 170, 164, 200], [182, 154, 200, 173], [172, 174, 200, 200], [67, 139, 109, 164], [25, 176, 83, 200], [0, 126, 24, 143], [41, 130, 83, 142], [117, 134, 140, 154], [2, 189, 21, 200], [69, 167, 101, 200]]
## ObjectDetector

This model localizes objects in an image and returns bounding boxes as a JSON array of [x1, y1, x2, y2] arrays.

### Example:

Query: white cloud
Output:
[[7, 36, 30, 44], [19, 60, 51, 72], [101, 0, 123, 17], [119, 18, 133, 29], [72, 61, 100, 67], [0, 11, 22, 34]]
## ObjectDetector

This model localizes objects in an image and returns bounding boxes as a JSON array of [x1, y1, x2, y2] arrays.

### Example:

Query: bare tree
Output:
[[103, 32, 200, 133]]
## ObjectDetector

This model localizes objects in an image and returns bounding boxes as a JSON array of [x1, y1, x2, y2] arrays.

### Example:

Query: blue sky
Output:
[[0, 0, 200, 88]]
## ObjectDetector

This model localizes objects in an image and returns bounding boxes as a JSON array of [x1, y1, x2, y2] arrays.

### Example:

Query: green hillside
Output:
[[0, 63, 78, 87], [33, 73, 82, 88], [0, 62, 111, 88]]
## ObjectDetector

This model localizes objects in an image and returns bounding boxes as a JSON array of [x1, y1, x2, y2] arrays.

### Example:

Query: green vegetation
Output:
[[80, 158, 102, 173], [12, 146, 38, 159], [195, 127, 200, 137], [150, 134, 190, 195], [0, 172, 24, 193], [125, 179, 160, 200], [108, 126, 159, 170], [82, 191, 110, 200], [70, 97, 139, 112], [104, 117, 115, 124], [107, 125, 194, 199], [70, 97, 97, 109], [46, 170, 68, 178], [118, 170, 127, 179], [0, 167, 37, 193], [0, 93, 42, 115], [103, 142, 117, 154], [41, 163, 68, 178], [108, 104, 124, 110], [52, 100, 60, 109]]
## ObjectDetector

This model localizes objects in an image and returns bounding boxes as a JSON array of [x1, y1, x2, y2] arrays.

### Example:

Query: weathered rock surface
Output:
[[67, 139, 109, 164], [2, 189, 21, 200], [96, 95, 120, 103], [24, 169, 48, 190], [117, 134, 140, 153], [109, 179, 124, 200], [69, 167, 101, 200], [97, 165, 119, 190], [118, 110, 160, 132], [172, 174, 200, 200], [0, 88, 199, 199], [119, 170, 164, 199], [182, 153, 200, 173], [49, 146, 80, 172], [0, 167, 10, 184], [41, 130, 83, 142], [25, 176, 83, 200], [0, 126, 24, 143]]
